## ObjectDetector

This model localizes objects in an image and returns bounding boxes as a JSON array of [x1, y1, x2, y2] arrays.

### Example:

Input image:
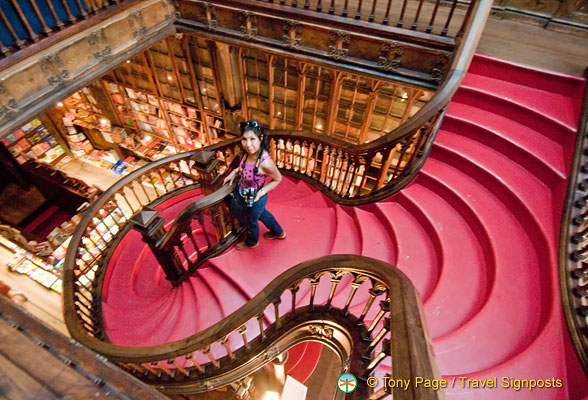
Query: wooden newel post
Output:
[[191, 151, 228, 240], [131, 208, 184, 285]]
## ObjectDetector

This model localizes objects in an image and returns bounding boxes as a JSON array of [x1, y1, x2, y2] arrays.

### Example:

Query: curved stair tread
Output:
[[469, 54, 586, 99], [434, 130, 556, 240], [421, 158, 550, 373], [209, 203, 336, 299], [103, 288, 181, 346], [461, 73, 581, 129], [270, 177, 315, 203], [441, 114, 565, 184], [353, 207, 395, 264], [449, 89, 574, 168], [276, 189, 331, 208], [400, 180, 490, 338], [375, 201, 438, 301]]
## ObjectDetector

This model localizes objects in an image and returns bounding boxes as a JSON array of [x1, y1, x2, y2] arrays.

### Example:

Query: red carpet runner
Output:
[[101, 54, 587, 399]]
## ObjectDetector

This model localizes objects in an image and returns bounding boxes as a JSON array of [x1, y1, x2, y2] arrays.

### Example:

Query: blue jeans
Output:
[[230, 191, 284, 246]]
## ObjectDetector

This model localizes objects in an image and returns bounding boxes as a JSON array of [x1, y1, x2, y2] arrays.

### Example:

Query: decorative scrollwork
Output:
[[431, 53, 450, 81], [239, 11, 258, 40], [378, 41, 404, 71], [40, 54, 69, 86], [283, 21, 302, 49], [128, 10, 148, 38], [309, 324, 335, 339], [328, 30, 351, 60]]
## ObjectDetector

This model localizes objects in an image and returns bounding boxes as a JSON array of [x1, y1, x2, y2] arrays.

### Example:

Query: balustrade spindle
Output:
[[0, 39, 11, 57], [573, 284, 588, 298], [177, 242, 191, 266], [355, 0, 364, 19], [155, 170, 169, 192], [329, 0, 335, 14], [344, 280, 362, 313], [257, 313, 266, 341], [273, 299, 282, 328], [293, 141, 301, 171], [367, 318, 390, 353], [142, 363, 161, 377], [221, 336, 234, 359], [9, 0, 39, 42], [572, 247, 588, 262], [326, 277, 341, 308], [458, 1, 476, 38], [300, 142, 309, 174], [364, 339, 389, 374], [198, 214, 213, 248], [238, 325, 249, 350], [571, 229, 588, 244], [73, 0, 89, 18], [170, 359, 190, 376], [185, 353, 205, 373], [369, 0, 378, 22], [203, 346, 220, 368], [0, 8, 26, 49], [290, 285, 300, 313], [382, 0, 393, 24], [317, 0, 323, 12], [46, 0, 65, 29], [292, 0, 298, 7], [127, 363, 146, 374], [304, 0, 310, 9], [137, 179, 153, 203], [84, 0, 98, 13], [427, 0, 441, 33], [573, 265, 588, 279], [149, 173, 163, 196], [320, 146, 329, 184], [308, 278, 320, 309], [359, 287, 383, 321], [118, 190, 137, 212], [342, 0, 350, 17], [127, 184, 146, 206], [442, 0, 459, 36], [412, 0, 424, 30], [186, 229, 200, 255], [573, 211, 588, 226], [367, 302, 389, 334], [29, 0, 52, 35], [59, 0, 77, 23], [155, 361, 174, 377], [397, 0, 409, 27]]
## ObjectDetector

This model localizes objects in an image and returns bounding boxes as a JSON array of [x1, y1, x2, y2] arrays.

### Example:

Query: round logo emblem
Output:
[[337, 373, 357, 393]]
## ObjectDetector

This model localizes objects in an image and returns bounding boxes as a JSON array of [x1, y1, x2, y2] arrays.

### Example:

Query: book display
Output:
[[2, 118, 65, 165], [0, 203, 131, 294]]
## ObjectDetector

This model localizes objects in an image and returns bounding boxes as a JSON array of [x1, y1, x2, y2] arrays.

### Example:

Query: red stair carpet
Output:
[[101, 54, 587, 398]]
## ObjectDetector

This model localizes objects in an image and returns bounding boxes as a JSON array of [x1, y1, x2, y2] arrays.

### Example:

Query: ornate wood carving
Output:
[[202, 2, 218, 31], [283, 21, 302, 49], [377, 41, 404, 71], [40, 53, 69, 87], [328, 30, 351, 60], [239, 11, 258, 39]]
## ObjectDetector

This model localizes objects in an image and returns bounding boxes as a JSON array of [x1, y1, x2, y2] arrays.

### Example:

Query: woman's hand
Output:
[[254, 188, 266, 202], [223, 169, 238, 185]]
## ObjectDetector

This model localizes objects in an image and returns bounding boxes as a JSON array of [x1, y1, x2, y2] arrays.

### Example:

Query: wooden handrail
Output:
[[66, 254, 442, 399], [559, 70, 588, 378], [0, 0, 141, 67]]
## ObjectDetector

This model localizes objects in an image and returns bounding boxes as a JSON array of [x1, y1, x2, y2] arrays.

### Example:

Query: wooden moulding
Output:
[[176, 0, 455, 89], [0, 0, 177, 138]]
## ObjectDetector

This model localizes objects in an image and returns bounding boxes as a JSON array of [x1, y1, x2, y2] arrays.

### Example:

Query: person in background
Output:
[[223, 120, 286, 250]]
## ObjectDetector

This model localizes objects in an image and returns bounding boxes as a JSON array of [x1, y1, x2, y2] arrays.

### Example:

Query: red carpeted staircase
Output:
[[101, 54, 587, 398]]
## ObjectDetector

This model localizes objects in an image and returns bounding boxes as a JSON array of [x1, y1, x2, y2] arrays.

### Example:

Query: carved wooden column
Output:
[[131, 208, 184, 286], [191, 150, 226, 239]]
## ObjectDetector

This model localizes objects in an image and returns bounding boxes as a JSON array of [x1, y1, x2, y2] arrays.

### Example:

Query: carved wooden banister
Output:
[[66, 254, 442, 399], [560, 71, 588, 378], [132, 180, 243, 286]]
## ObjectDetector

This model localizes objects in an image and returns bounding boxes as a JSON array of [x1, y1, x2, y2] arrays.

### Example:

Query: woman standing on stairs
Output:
[[224, 120, 286, 250]]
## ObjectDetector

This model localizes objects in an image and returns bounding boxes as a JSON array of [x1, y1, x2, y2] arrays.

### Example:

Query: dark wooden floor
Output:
[[477, 17, 588, 76]]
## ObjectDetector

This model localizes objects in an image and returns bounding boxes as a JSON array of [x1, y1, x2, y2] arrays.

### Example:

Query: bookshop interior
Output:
[[0, 34, 433, 332]]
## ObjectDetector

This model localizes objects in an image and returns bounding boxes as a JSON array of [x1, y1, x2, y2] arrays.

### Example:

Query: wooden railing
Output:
[[560, 73, 588, 378], [62, 140, 242, 339], [131, 179, 243, 287], [0, 1, 134, 60], [65, 253, 441, 399]]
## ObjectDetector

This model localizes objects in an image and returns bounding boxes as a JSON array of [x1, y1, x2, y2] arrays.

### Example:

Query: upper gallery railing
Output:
[[561, 72, 588, 378], [0, 0, 134, 61]]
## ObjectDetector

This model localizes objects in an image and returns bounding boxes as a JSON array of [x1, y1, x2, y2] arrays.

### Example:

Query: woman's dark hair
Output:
[[240, 120, 269, 174]]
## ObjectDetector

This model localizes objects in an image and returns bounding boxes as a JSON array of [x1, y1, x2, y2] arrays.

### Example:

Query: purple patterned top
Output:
[[239, 153, 271, 189]]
